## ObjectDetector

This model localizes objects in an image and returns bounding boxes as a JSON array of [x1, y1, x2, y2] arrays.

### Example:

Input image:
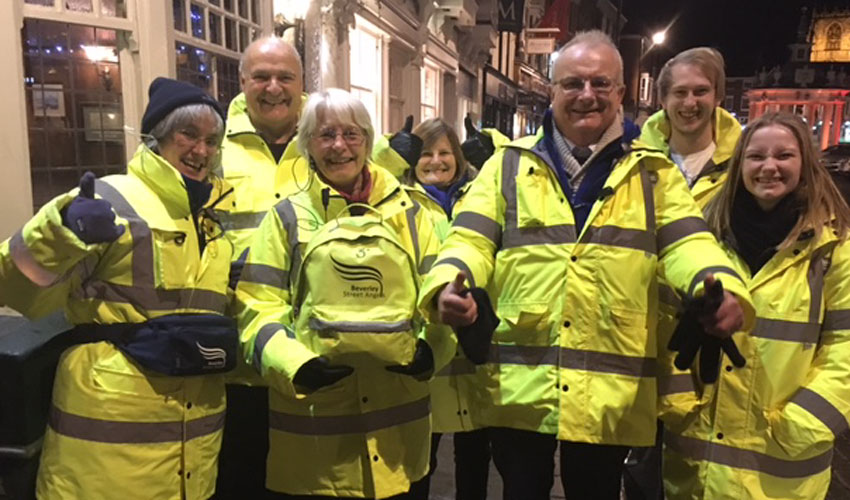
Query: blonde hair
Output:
[[296, 88, 375, 160], [406, 118, 474, 186], [657, 47, 726, 103], [704, 112, 850, 249]]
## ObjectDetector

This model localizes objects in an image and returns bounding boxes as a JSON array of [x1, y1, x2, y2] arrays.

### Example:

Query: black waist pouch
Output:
[[79, 314, 238, 376]]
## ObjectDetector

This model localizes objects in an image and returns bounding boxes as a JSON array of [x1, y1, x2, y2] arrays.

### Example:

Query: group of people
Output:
[[0, 26, 848, 500]]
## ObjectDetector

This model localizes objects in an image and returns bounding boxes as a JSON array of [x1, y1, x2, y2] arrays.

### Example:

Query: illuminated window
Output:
[[421, 62, 440, 120], [350, 18, 385, 135], [827, 23, 841, 51]]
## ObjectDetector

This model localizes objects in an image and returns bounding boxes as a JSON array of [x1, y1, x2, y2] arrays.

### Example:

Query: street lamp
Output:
[[651, 30, 666, 46], [273, 0, 310, 60]]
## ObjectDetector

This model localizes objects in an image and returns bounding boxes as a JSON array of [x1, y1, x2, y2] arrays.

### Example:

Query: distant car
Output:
[[821, 144, 850, 173]]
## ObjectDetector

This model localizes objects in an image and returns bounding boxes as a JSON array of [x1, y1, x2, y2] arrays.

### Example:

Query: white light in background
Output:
[[274, 0, 311, 21], [81, 45, 118, 63]]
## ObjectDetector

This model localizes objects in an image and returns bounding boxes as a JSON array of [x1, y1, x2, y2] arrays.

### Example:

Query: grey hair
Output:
[[556, 30, 624, 83], [296, 88, 375, 160], [143, 103, 225, 172]]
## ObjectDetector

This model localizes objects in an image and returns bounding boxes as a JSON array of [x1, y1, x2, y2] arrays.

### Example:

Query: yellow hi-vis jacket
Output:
[[405, 181, 487, 433], [217, 92, 312, 258], [639, 107, 742, 209], [419, 126, 755, 447], [661, 228, 850, 500], [234, 164, 455, 498], [0, 145, 234, 500]]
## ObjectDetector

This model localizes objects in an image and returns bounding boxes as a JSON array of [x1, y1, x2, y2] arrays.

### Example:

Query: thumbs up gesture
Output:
[[460, 115, 495, 169], [389, 115, 424, 168], [62, 171, 125, 244], [436, 272, 478, 328]]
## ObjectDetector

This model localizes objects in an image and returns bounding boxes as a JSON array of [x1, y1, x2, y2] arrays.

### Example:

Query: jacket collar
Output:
[[224, 91, 309, 139], [299, 163, 405, 221], [127, 145, 195, 219], [640, 107, 742, 166]]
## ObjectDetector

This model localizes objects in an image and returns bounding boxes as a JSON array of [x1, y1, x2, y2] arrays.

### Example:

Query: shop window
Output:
[[22, 19, 125, 211], [239, 24, 249, 52], [191, 3, 206, 39], [827, 23, 841, 51], [225, 18, 237, 50], [421, 63, 439, 120], [174, 0, 187, 32], [216, 56, 241, 108], [350, 21, 384, 135], [66, 0, 93, 13], [238, 0, 248, 18], [176, 43, 213, 94], [224, 0, 234, 12], [100, 0, 127, 17], [251, 0, 260, 23], [209, 12, 222, 45]]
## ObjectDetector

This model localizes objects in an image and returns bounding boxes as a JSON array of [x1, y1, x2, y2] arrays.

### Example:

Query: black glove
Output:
[[386, 339, 434, 381], [668, 279, 745, 384], [388, 115, 423, 168], [460, 115, 495, 169], [62, 172, 125, 244], [457, 287, 499, 364], [293, 356, 354, 391]]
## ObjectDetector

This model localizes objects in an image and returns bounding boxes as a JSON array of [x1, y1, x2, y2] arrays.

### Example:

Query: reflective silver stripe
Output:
[[9, 230, 59, 286], [274, 199, 301, 283], [407, 199, 421, 266], [489, 344, 559, 366], [215, 210, 266, 231], [453, 212, 502, 246], [77, 281, 227, 313], [823, 309, 850, 331], [309, 317, 412, 333], [659, 283, 682, 308], [436, 357, 477, 376], [657, 217, 710, 251], [639, 164, 656, 237], [790, 387, 850, 438], [253, 323, 288, 371], [807, 246, 831, 325], [665, 431, 833, 478], [658, 373, 696, 395], [432, 257, 476, 288], [582, 225, 655, 253], [269, 396, 430, 435], [49, 405, 224, 444], [95, 180, 154, 287], [560, 348, 656, 377], [240, 263, 289, 289], [503, 224, 576, 249], [418, 254, 436, 275], [501, 148, 521, 242], [687, 266, 742, 297], [750, 318, 820, 343]]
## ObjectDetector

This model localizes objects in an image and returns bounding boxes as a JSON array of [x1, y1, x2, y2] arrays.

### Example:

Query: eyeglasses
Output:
[[311, 128, 365, 147], [556, 76, 618, 95]]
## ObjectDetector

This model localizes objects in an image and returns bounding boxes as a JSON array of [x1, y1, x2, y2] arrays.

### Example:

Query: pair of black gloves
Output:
[[668, 279, 746, 384], [292, 340, 435, 391], [295, 288, 500, 391], [61, 172, 125, 244], [388, 115, 497, 170]]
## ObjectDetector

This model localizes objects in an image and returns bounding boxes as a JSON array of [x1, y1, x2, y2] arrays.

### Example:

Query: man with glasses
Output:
[[419, 30, 754, 499]]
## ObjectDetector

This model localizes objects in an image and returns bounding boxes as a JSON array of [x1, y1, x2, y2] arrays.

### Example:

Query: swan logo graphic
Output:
[[331, 255, 385, 298], [196, 342, 227, 369]]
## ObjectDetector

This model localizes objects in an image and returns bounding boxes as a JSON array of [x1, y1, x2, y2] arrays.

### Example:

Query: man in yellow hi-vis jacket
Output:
[[418, 30, 755, 500]]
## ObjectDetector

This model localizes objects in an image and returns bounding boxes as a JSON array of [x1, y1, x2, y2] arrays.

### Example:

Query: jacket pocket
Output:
[[91, 364, 182, 400], [497, 302, 552, 346]]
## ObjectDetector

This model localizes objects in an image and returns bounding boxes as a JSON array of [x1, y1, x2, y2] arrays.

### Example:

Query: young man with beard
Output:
[[420, 31, 754, 500]]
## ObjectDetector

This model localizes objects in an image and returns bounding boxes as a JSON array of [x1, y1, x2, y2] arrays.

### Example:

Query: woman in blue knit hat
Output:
[[0, 77, 236, 499]]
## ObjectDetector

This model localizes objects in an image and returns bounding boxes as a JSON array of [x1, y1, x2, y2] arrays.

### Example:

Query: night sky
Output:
[[621, 0, 839, 77]]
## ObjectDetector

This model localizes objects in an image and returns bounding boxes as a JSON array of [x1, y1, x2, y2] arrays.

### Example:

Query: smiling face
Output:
[[662, 63, 719, 140], [159, 112, 221, 181], [308, 109, 367, 192], [240, 40, 303, 139], [551, 42, 625, 146], [741, 124, 802, 211], [415, 134, 458, 188]]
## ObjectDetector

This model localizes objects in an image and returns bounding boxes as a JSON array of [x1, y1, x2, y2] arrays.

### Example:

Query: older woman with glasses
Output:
[[0, 77, 236, 500], [234, 88, 454, 499]]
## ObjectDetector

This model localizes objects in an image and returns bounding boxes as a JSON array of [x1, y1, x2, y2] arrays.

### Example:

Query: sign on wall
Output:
[[498, 0, 525, 33]]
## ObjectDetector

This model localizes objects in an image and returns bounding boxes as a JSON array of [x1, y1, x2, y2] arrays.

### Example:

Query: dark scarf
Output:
[[421, 174, 469, 218], [182, 174, 213, 254], [730, 188, 801, 274]]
